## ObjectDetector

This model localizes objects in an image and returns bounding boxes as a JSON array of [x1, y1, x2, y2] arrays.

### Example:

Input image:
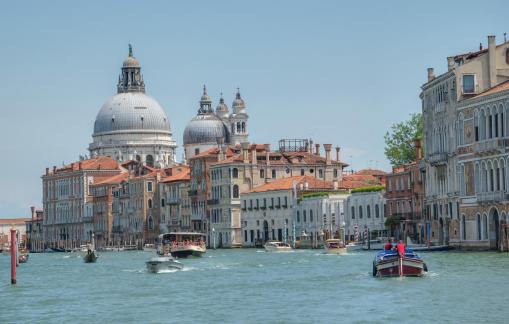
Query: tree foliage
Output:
[[384, 113, 423, 166]]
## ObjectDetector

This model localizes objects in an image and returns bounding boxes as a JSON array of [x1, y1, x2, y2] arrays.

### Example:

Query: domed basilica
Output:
[[183, 86, 249, 159], [89, 45, 177, 167]]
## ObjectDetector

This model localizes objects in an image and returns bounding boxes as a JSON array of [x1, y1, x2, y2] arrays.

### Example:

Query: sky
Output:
[[0, 0, 508, 218]]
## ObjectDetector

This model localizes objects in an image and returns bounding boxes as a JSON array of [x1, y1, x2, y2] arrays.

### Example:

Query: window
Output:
[[351, 206, 355, 219], [272, 169, 276, 179], [303, 210, 307, 222], [310, 210, 313, 222], [232, 168, 239, 178], [359, 206, 363, 219], [161, 199, 165, 207], [375, 205, 380, 218], [147, 182, 153, 192], [333, 169, 338, 178], [367, 205, 371, 218], [233, 185, 239, 198], [463, 74, 475, 94], [319, 169, 323, 178], [477, 214, 481, 240], [297, 211, 300, 222], [260, 169, 264, 179], [300, 169, 305, 176], [146, 155, 154, 167], [195, 148, 200, 155], [148, 199, 153, 209]]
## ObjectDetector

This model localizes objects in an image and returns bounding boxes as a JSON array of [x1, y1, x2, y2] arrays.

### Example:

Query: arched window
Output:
[[241, 122, 246, 133], [310, 210, 313, 222], [359, 206, 363, 219], [148, 199, 153, 209], [351, 206, 355, 219], [367, 205, 371, 218], [135, 155, 141, 162], [477, 214, 481, 240], [146, 155, 154, 167], [296, 211, 300, 222], [148, 217, 154, 230], [260, 169, 264, 179], [303, 210, 307, 222], [232, 168, 239, 178], [483, 214, 488, 239], [233, 185, 239, 198], [375, 205, 380, 218], [237, 122, 241, 133]]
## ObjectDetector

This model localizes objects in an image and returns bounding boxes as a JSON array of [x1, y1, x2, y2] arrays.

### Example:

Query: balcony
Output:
[[476, 191, 508, 204], [428, 152, 447, 166], [207, 199, 220, 206], [474, 138, 505, 155], [167, 197, 181, 205]]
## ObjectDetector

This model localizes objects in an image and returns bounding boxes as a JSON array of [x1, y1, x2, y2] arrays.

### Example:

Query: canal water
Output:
[[1, 249, 508, 323]]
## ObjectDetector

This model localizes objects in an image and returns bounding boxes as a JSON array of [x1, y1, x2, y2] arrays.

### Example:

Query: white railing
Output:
[[476, 191, 507, 203], [474, 138, 503, 154]]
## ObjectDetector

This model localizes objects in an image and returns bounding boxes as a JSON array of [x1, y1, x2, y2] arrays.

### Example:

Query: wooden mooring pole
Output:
[[10, 228, 17, 284]]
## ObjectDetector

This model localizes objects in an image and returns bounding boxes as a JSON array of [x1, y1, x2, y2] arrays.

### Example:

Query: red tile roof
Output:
[[247, 176, 333, 193], [0, 218, 31, 225], [473, 80, 509, 98], [52, 156, 121, 174], [161, 166, 191, 183], [92, 172, 129, 186]]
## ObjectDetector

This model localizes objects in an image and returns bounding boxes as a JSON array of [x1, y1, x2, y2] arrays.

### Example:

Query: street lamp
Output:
[[212, 228, 216, 250]]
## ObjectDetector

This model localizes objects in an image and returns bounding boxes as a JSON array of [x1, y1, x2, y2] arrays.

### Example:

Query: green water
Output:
[[1, 249, 508, 323]]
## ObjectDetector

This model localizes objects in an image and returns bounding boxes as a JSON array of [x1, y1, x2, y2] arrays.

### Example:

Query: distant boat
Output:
[[373, 249, 428, 277], [146, 256, 183, 273], [83, 234, 99, 263], [158, 233, 206, 258], [18, 254, 29, 264], [324, 239, 347, 255], [264, 241, 292, 252]]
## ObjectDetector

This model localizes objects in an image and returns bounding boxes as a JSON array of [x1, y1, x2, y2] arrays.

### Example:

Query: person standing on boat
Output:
[[384, 238, 393, 250], [396, 240, 405, 257]]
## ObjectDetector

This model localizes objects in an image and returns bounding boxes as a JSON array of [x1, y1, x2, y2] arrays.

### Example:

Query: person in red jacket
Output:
[[384, 238, 393, 251], [396, 240, 405, 257]]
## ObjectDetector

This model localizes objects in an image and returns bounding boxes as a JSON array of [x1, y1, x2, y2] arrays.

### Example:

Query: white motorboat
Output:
[[324, 239, 347, 254], [346, 242, 362, 252], [264, 241, 292, 252], [146, 256, 183, 273]]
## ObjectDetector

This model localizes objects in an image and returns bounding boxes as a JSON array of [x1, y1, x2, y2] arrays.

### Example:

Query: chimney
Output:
[[488, 35, 497, 88], [414, 139, 423, 161], [265, 144, 270, 166], [241, 142, 250, 163], [447, 57, 455, 71], [479, 42, 483, 51], [427, 68, 435, 82], [323, 144, 332, 165], [78, 162, 82, 170], [218, 145, 225, 162], [335, 146, 341, 162], [309, 139, 314, 154], [251, 144, 257, 165], [45, 167, 49, 175], [315, 143, 320, 156], [30, 206, 35, 221]]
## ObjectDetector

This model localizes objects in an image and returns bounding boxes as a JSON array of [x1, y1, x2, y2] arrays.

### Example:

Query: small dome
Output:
[[123, 56, 141, 68], [216, 94, 229, 117], [183, 113, 228, 145], [93, 92, 170, 135], [232, 89, 245, 111]]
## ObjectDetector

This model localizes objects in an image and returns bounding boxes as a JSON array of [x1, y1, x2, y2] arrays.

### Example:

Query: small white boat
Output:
[[146, 256, 183, 273], [346, 242, 362, 252], [264, 241, 292, 252], [324, 239, 347, 254]]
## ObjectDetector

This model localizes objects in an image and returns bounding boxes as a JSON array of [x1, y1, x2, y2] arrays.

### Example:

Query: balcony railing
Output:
[[167, 197, 181, 205], [476, 191, 508, 203], [207, 199, 220, 205], [428, 152, 448, 166], [474, 138, 504, 155]]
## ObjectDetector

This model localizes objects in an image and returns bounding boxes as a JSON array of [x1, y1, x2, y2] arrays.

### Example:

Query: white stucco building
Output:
[[345, 190, 386, 241]]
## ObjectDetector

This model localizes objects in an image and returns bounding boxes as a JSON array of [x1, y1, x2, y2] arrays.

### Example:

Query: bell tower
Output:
[[117, 44, 145, 94]]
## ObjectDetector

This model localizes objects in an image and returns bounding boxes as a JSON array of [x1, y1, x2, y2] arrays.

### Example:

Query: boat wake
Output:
[[154, 269, 180, 274]]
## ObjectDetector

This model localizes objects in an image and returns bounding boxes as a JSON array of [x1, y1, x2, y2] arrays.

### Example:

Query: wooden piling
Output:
[[11, 228, 17, 284]]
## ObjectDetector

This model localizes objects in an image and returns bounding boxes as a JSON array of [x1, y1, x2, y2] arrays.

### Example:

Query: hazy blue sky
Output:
[[0, 1, 508, 217]]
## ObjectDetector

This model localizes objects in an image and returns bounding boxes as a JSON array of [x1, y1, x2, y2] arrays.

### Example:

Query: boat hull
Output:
[[146, 257, 183, 273], [375, 256, 425, 277], [324, 247, 347, 254], [170, 245, 206, 258], [83, 252, 98, 263]]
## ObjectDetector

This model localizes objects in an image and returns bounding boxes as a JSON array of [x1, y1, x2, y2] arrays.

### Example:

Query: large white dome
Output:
[[93, 92, 171, 135]]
